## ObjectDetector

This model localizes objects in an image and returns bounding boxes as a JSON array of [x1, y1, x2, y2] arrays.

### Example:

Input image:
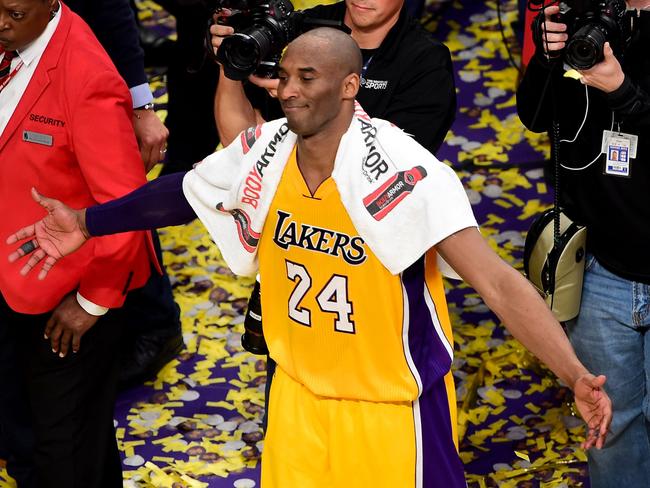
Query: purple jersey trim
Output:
[[401, 256, 453, 392], [86, 172, 196, 237], [416, 379, 466, 487]]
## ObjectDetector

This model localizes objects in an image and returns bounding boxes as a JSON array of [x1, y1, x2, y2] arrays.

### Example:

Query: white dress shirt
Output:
[[0, 8, 60, 136], [0, 8, 108, 316]]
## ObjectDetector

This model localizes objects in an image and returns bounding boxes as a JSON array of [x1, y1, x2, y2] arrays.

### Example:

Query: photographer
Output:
[[517, 2, 650, 487], [210, 0, 456, 154]]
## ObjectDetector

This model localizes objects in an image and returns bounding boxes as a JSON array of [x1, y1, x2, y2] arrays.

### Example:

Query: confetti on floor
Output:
[[0, 1, 594, 487]]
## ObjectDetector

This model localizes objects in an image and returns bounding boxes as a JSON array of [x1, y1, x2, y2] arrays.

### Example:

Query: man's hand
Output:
[[573, 373, 612, 450], [6, 188, 89, 280], [249, 74, 279, 98], [578, 42, 625, 93], [209, 13, 279, 97], [46, 294, 99, 357], [133, 108, 169, 172], [210, 11, 234, 55], [539, 5, 568, 56]]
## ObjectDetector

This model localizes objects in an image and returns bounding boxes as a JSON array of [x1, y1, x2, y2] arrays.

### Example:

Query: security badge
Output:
[[23, 130, 53, 146], [601, 130, 637, 177]]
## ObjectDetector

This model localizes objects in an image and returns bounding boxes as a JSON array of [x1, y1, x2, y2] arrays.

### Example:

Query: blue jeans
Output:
[[566, 255, 650, 488]]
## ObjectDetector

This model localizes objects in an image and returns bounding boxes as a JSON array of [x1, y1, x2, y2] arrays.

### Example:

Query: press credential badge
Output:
[[602, 130, 637, 177]]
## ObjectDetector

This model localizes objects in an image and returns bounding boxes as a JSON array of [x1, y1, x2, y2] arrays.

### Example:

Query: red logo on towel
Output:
[[216, 203, 260, 253], [363, 166, 427, 221], [241, 125, 262, 154]]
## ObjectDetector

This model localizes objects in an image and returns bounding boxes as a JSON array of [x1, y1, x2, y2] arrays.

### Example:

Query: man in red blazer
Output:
[[0, 1, 155, 486]]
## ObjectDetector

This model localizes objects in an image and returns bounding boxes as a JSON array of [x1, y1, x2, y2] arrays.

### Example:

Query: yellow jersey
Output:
[[259, 148, 455, 402]]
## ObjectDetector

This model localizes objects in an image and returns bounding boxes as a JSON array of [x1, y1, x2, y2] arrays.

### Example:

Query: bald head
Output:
[[277, 27, 361, 138], [288, 28, 363, 78]]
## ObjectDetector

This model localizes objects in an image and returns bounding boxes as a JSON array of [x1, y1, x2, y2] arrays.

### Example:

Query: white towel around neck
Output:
[[182, 105, 477, 278]]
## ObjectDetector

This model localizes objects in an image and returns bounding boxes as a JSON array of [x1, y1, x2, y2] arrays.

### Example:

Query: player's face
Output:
[[0, 0, 55, 51], [277, 45, 347, 137], [344, 0, 403, 31]]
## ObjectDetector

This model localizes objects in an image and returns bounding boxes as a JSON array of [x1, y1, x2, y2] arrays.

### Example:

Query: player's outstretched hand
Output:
[[573, 373, 612, 450], [6, 188, 89, 280]]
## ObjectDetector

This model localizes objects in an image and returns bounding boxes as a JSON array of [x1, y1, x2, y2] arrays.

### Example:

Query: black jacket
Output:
[[249, 2, 456, 154], [516, 11, 650, 283], [66, 0, 147, 89]]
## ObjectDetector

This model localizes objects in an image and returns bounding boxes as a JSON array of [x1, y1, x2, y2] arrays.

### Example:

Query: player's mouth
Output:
[[282, 103, 309, 112]]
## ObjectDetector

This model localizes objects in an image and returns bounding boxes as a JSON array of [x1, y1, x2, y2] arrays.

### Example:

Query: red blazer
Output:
[[0, 3, 156, 314]]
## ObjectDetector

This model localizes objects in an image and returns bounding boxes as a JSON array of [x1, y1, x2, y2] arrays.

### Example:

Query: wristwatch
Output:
[[133, 102, 155, 119], [134, 102, 155, 111]]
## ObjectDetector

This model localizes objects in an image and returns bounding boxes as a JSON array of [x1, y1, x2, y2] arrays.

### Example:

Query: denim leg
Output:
[[565, 255, 650, 488]]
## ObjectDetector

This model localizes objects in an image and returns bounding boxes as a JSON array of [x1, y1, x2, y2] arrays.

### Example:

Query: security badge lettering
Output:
[[601, 130, 637, 177], [23, 130, 53, 146]]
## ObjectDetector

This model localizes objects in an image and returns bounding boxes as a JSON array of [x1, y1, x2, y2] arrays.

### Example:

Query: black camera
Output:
[[241, 279, 268, 355], [208, 0, 348, 81], [533, 0, 632, 69]]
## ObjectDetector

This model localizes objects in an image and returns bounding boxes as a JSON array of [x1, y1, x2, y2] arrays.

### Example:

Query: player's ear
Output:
[[342, 73, 360, 100]]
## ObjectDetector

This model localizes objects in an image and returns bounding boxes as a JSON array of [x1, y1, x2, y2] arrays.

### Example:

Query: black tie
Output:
[[0, 50, 18, 86]]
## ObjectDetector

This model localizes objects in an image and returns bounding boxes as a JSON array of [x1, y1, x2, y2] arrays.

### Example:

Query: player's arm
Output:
[[7, 121, 250, 277], [435, 227, 611, 449], [6, 173, 196, 279]]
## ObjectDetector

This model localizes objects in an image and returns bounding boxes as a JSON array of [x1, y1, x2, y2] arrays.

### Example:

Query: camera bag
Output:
[[523, 207, 587, 322]]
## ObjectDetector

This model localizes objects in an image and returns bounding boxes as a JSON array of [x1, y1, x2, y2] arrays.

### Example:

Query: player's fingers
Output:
[[10, 239, 39, 260], [9, 238, 38, 263], [582, 434, 597, 450], [20, 248, 47, 276], [581, 430, 595, 450], [6, 225, 36, 245], [38, 256, 59, 281], [31, 187, 58, 214], [598, 408, 612, 448]]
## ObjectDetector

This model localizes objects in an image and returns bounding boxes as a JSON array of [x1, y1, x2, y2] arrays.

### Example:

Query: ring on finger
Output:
[[20, 240, 37, 255]]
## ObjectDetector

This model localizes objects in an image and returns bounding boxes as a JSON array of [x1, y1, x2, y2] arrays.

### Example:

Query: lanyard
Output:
[[0, 59, 25, 93]]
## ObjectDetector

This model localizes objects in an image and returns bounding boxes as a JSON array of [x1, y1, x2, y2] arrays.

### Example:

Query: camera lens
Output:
[[217, 26, 276, 80], [218, 34, 260, 80], [566, 24, 607, 70]]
